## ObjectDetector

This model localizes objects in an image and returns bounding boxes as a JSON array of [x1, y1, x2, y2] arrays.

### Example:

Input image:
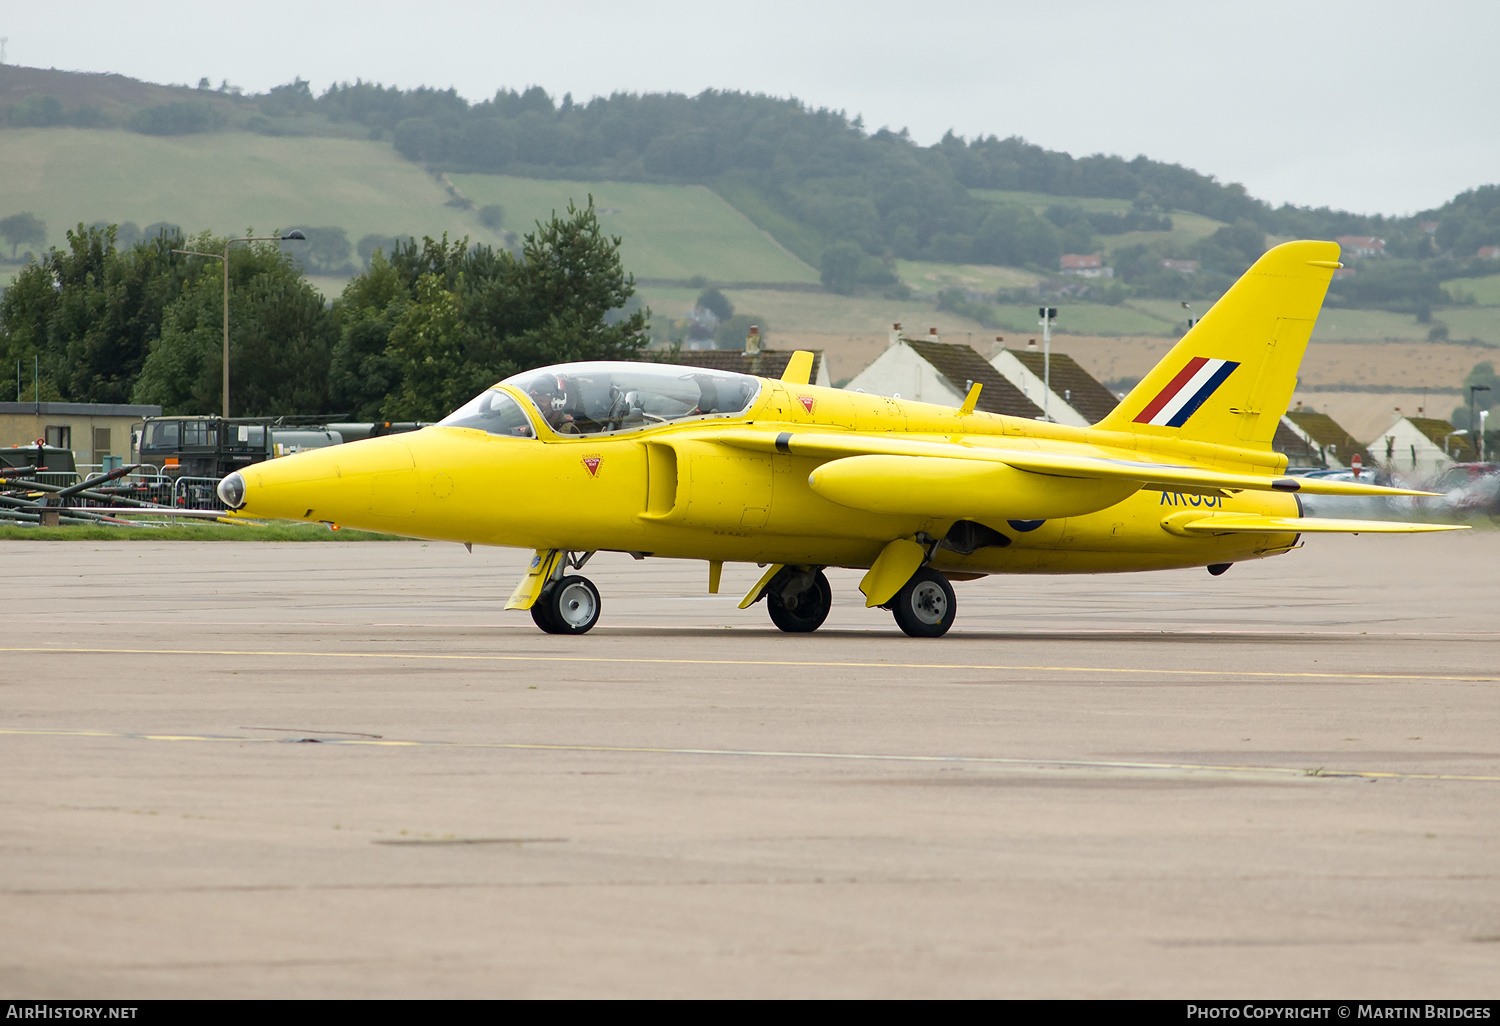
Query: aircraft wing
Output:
[[710, 428, 1437, 499], [1162, 512, 1464, 535]]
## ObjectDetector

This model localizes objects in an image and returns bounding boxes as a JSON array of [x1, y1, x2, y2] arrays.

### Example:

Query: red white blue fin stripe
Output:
[[1133, 357, 1239, 428]]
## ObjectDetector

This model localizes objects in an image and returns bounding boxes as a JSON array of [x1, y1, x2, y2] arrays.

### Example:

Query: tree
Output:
[[333, 198, 650, 421], [357, 233, 403, 268], [381, 272, 467, 421], [299, 226, 354, 275], [0, 212, 46, 259], [132, 232, 335, 415], [0, 224, 195, 404], [1451, 361, 1500, 430], [695, 287, 733, 322], [714, 313, 766, 349], [329, 253, 408, 419], [7, 94, 64, 127], [129, 102, 223, 136], [820, 243, 862, 295]]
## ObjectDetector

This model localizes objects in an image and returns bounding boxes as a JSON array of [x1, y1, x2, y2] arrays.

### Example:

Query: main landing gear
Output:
[[884, 567, 956, 638], [765, 566, 833, 633], [756, 563, 957, 637]]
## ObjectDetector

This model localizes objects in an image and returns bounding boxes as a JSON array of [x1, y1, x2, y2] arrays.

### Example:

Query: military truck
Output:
[[0, 443, 78, 486]]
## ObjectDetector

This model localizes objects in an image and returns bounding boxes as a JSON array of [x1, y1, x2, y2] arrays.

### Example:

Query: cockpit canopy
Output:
[[442, 362, 761, 437]]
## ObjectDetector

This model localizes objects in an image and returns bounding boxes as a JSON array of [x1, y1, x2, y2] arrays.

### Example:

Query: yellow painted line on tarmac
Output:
[[3, 726, 1499, 783], [0, 645, 1496, 683]]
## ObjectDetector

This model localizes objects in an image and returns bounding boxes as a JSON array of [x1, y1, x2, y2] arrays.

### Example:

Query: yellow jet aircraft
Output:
[[219, 240, 1458, 637]]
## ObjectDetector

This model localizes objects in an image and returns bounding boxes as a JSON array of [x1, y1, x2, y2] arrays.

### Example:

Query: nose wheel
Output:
[[532, 575, 601, 634], [888, 567, 956, 638]]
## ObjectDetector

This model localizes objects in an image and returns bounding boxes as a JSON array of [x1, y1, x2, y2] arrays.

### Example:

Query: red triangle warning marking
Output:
[[797, 396, 815, 414], [581, 456, 602, 477]]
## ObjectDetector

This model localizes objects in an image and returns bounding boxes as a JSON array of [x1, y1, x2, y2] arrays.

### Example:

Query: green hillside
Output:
[[1, 116, 1495, 357], [0, 127, 500, 255], [449, 175, 818, 283]]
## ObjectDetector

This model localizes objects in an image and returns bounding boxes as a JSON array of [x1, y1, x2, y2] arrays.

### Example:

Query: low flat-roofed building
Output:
[[0, 401, 162, 473]]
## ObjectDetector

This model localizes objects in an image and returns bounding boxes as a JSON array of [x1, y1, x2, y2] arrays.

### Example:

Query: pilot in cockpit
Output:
[[527, 375, 580, 433]]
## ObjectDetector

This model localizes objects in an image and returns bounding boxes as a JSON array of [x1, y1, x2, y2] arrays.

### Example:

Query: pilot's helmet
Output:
[[529, 375, 568, 412]]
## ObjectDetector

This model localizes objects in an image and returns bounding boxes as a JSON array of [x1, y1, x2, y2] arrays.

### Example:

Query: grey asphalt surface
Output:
[[2, 531, 1498, 998]]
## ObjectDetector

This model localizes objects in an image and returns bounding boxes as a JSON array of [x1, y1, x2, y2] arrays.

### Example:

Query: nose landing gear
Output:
[[532, 574, 602, 634], [521, 550, 602, 635]]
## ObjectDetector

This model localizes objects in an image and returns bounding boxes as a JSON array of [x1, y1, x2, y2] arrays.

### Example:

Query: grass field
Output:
[[1444, 273, 1500, 305], [0, 128, 500, 255], [634, 283, 1183, 347], [896, 260, 1042, 294], [1434, 306, 1500, 345], [1100, 210, 1228, 254], [450, 175, 819, 284], [633, 285, 999, 339], [969, 188, 1233, 265], [992, 302, 1172, 336], [1310, 307, 1449, 341]]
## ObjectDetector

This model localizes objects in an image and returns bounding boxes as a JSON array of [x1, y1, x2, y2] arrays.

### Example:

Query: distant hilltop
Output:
[[2, 63, 1498, 318]]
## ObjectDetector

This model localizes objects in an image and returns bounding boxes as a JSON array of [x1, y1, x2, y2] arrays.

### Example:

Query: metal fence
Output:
[[171, 476, 224, 511]]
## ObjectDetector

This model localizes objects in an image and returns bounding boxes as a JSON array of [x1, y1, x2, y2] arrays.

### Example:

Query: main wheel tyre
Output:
[[890, 568, 956, 638], [766, 567, 833, 633], [536, 575, 601, 635]]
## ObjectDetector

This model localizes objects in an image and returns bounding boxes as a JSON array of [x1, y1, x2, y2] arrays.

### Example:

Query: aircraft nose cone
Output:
[[218, 472, 246, 510]]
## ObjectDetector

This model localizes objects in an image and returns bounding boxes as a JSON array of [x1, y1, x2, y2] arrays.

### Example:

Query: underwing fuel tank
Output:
[[808, 454, 1140, 520]]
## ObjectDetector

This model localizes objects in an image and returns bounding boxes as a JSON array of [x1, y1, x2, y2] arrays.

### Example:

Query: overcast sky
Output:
[[4, 1, 1496, 216]]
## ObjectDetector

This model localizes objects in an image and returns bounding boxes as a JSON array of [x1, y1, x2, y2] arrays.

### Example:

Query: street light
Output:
[[1469, 384, 1491, 462], [1037, 306, 1058, 421], [173, 230, 307, 418]]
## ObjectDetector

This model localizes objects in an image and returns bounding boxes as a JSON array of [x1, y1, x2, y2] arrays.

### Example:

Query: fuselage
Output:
[[229, 363, 1302, 576]]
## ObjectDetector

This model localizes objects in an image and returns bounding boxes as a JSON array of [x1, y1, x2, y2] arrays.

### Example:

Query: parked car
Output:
[[1431, 463, 1500, 516]]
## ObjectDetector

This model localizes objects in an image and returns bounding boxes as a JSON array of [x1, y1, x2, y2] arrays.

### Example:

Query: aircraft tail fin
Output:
[[1096, 241, 1340, 449]]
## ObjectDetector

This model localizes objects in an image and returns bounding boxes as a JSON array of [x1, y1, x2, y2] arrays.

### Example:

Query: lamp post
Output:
[[1469, 384, 1491, 462], [174, 230, 306, 418], [1037, 306, 1058, 421]]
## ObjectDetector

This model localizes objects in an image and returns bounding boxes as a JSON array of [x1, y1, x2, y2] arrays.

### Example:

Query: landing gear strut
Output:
[[765, 566, 833, 633], [530, 551, 601, 635], [888, 567, 956, 638], [532, 575, 601, 634]]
